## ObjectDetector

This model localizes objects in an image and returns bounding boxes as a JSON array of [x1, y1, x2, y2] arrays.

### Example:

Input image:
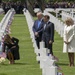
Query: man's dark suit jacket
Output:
[[33, 19, 44, 40], [42, 21, 54, 43]]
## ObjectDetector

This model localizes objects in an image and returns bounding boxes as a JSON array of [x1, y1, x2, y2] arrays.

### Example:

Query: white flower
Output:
[[0, 57, 5, 64]]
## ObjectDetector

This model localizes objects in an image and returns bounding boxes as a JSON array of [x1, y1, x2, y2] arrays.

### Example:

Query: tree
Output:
[[26, 0, 46, 16], [26, 0, 35, 16], [0, 0, 2, 3], [36, 0, 45, 12]]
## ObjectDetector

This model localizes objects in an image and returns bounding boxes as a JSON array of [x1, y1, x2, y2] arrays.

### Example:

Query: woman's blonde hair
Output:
[[65, 18, 74, 26]]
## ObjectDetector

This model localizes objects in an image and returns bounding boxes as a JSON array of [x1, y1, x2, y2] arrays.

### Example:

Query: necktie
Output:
[[38, 20, 41, 28]]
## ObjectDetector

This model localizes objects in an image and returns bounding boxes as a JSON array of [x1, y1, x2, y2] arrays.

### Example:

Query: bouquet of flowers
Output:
[[0, 57, 6, 64], [0, 52, 6, 64]]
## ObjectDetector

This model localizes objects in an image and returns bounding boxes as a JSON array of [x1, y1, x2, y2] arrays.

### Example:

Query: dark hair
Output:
[[44, 15, 50, 20]]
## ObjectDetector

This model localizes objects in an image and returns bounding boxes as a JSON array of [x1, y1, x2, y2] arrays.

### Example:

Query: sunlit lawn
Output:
[[0, 14, 75, 75]]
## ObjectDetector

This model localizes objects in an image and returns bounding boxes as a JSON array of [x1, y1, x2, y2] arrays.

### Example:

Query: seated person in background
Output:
[[2, 34, 20, 64]]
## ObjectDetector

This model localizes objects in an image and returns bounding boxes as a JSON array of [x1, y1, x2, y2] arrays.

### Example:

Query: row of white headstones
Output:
[[0, 8, 15, 52], [23, 9, 64, 75], [61, 10, 75, 22]]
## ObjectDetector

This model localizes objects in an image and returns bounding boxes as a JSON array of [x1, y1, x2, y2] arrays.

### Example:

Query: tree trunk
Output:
[[26, 0, 46, 15], [0, 0, 2, 3], [36, 0, 45, 12], [26, 0, 35, 16]]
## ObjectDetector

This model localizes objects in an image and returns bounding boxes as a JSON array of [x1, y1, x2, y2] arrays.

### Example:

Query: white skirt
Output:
[[63, 43, 68, 53]]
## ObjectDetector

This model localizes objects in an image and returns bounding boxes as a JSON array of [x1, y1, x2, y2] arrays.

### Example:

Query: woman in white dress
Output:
[[63, 18, 75, 67]]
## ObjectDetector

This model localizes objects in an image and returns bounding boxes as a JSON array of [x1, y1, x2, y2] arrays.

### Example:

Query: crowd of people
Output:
[[33, 1, 75, 9], [45, 1, 75, 8], [0, 1, 27, 14], [0, 1, 75, 14]]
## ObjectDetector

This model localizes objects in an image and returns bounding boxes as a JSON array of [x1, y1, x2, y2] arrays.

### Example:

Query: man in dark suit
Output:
[[33, 12, 44, 49], [42, 15, 54, 55]]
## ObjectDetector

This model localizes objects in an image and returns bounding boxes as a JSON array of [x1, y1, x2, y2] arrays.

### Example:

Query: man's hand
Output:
[[35, 32, 39, 37], [49, 40, 53, 44]]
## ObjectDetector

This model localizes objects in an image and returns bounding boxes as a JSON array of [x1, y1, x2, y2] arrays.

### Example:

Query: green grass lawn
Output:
[[0, 14, 75, 75], [0, 15, 4, 21]]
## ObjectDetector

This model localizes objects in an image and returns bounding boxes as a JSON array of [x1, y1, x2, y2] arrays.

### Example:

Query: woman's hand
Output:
[[11, 46, 16, 48]]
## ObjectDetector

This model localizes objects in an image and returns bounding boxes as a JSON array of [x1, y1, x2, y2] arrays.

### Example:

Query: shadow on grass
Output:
[[14, 62, 29, 65], [0, 62, 30, 66], [0, 73, 7, 75], [57, 62, 68, 66]]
